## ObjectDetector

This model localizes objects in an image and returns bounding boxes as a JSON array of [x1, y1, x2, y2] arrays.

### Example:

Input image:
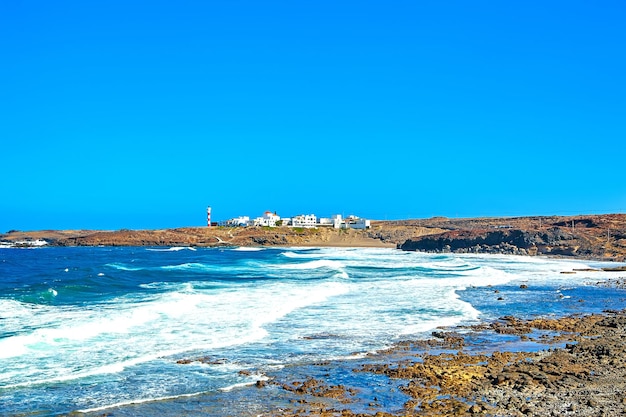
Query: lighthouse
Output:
[[207, 206, 212, 227]]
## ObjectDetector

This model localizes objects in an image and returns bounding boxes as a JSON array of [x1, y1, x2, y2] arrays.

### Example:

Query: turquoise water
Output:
[[1, 246, 624, 416]]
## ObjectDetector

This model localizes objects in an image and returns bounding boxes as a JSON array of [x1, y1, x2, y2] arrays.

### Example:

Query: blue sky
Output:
[[1, 1, 624, 231]]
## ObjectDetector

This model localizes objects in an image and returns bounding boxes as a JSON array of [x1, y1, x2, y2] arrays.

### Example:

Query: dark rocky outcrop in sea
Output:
[[399, 226, 625, 261]]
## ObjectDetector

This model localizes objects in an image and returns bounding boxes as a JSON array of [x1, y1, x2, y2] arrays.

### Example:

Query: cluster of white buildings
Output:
[[218, 211, 371, 230]]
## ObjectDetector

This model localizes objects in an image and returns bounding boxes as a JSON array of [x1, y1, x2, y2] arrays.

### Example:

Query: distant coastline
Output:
[[2, 213, 625, 262]]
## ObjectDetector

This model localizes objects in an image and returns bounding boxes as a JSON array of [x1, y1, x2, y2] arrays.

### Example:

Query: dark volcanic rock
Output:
[[399, 228, 582, 257]]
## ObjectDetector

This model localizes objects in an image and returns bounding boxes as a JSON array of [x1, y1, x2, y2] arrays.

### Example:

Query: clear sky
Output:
[[1, 1, 624, 231]]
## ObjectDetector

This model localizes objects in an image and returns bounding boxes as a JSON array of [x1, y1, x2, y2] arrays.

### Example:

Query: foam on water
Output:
[[0, 275, 350, 390], [273, 259, 346, 270], [219, 374, 269, 392], [2, 246, 625, 416], [160, 262, 215, 272], [106, 262, 143, 271], [281, 251, 321, 259], [78, 391, 208, 413], [146, 247, 197, 252]]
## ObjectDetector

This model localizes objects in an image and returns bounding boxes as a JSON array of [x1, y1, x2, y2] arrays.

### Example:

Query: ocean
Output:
[[1, 246, 625, 416]]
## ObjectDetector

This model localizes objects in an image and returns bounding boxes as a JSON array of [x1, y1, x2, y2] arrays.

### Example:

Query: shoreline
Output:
[[251, 309, 626, 416], [100, 307, 626, 416], [75, 270, 626, 417], [4, 244, 625, 416], [2, 213, 625, 261]]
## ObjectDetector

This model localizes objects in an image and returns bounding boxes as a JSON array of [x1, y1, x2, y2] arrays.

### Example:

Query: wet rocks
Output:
[[277, 377, 356, 402], [175, 356, 227, 365], [262, 311, 626, 417]]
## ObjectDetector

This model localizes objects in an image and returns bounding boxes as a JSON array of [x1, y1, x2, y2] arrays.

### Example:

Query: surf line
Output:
[[78, 391, 208, 413]]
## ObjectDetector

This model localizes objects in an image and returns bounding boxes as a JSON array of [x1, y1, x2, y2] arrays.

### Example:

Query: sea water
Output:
[[0, 246, 625, 416]]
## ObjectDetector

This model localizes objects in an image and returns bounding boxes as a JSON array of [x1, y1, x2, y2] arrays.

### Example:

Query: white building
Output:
[[291, 214, 317, 228], [318, 217, 333, 227], [214, 209, 369, 230], [332, 214, 343, 229], [349, 218, 371, 229], [318, 214, 343, 228], [342, 215, 371, 230], [252, 211, 281, 227], [219, 216, 250, 227]]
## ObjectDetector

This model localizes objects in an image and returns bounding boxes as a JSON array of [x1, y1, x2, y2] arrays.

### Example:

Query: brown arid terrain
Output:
[[0, 221, 440, 249], [2, 213, 625, 261], [398, 213, 626, 262]]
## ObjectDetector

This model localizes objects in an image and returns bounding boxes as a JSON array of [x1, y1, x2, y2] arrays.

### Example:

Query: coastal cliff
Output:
[[398, 214, 626, 261]]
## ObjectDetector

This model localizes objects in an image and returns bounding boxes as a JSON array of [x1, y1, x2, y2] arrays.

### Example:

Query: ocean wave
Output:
[[397, 265, 515, 289], [334, 271, 350, 279], [146, 247, 197, 252], [139, 281, 190, 290], [77, 390, 207, 413], [425, 257, 480, 271], [280, 251, 321, 259], [232, 247, 264, 252], [0, 279, 349, 388], [219, 373, 268, 392], [105, 263, 143, 271], [161, 262, 214, 272], [108, 262, 219, 273], [1, 355, 150, 389], [273, 259, 346, 271]]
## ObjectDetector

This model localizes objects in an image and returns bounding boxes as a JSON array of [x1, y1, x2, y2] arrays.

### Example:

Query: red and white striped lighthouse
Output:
[[207, 206, 212, 227]]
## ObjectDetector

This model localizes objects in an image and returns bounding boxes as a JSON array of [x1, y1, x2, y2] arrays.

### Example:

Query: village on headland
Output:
[[213, 208, 371, 230], [1, 213, 625, 262]]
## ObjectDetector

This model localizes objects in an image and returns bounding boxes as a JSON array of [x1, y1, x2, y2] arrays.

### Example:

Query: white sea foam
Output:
[[274, 259, 346, 270], [77, 391, 207, 413], [280, 251, 321, 259], [106, 263, 143, 271], [5, 247, 622, 415], [233, 247, 264, 251], [161, 262, 213, 271], [219, 374, 268, 392], [146, 247, 197, 252], [0, 276, 350, 389]]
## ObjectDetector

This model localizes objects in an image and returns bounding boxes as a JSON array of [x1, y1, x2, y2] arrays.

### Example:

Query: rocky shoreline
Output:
[[398, 214, 626, 262], [250, 309, 626, 417]]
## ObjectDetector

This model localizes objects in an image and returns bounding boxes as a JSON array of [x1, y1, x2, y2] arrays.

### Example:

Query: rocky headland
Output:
[[396, 214, 626, 262]]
